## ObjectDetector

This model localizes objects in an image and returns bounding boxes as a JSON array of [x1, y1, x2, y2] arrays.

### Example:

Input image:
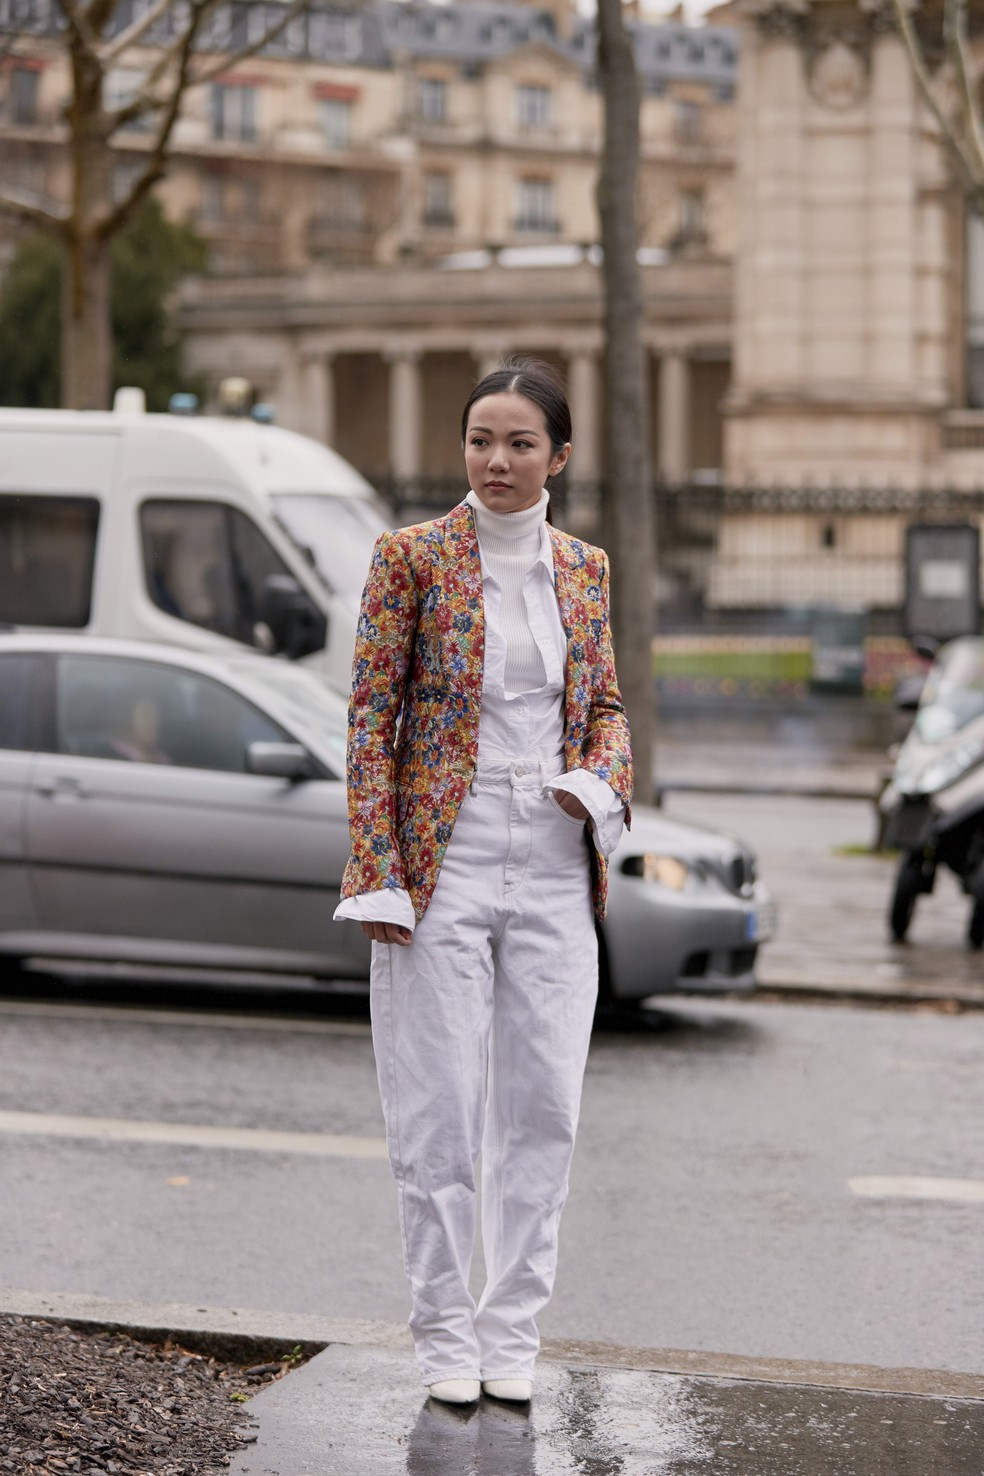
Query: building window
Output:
[[674, 99, 702, 143], [418, 77, 447, 123], [516, 84, 552, 130], [678, 189, 705, 239], [9, 67, 39, 125], [200, 173, 261, 222], [422, 171, 454, 228], [210, 84, 258, 143], [515, 177, 557, 233], [319, 97, 351, 150], [112, 159, 144, 205]]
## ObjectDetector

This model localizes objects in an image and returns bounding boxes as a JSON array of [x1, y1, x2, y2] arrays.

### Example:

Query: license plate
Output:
[[747, 901, 777, 943]]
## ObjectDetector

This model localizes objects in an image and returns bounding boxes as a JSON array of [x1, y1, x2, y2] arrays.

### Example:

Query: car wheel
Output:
[[968, 901, 984, 951], [890, 850, 928, 942]]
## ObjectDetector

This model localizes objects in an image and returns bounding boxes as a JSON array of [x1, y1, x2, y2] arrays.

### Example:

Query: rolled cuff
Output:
[[547, 769, 626, 858], [333, 888, 417, 933]]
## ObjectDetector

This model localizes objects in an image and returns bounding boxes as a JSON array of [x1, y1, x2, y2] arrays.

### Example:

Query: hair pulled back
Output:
[[461, 356, 572, 452]]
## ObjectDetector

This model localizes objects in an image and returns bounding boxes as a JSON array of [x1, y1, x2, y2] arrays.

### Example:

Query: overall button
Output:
[[514, 765, 527, 777]]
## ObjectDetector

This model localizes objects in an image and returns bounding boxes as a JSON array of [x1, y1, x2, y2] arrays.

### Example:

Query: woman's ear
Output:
[[550, 442, 572, 476]]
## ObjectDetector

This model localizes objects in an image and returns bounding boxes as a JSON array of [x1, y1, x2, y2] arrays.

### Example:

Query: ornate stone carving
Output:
[[808, 36, 868, 108]]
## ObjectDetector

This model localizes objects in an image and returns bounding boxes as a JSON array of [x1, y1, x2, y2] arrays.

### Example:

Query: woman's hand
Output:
[[551, 791, 590, 822], [360, 921, 413, 946]]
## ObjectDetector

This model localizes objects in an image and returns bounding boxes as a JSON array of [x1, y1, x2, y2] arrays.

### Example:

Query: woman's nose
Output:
[[488, 444, 508, 468]]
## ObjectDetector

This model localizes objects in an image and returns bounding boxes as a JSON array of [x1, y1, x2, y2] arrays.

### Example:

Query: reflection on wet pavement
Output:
[[232, 1345, 984, 1476]]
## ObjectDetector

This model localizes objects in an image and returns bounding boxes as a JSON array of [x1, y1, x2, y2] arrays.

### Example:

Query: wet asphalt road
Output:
[[0, 982, 982, 1379]]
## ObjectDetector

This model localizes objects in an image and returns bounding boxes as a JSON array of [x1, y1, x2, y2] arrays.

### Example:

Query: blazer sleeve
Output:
[[581, 552, 634, 811], [339, 532, 419, 901]]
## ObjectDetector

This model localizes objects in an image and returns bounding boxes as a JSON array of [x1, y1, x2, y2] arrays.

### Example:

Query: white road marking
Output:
[[849, 1175, 984, 1204], [0, 1110, 388, 1160], [0, 998, 371, 1037]]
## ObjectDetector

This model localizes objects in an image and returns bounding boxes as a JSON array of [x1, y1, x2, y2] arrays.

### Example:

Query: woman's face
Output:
[[464, 391, 570, 515]]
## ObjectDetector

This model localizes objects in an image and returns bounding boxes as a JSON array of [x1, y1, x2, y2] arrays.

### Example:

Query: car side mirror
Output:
[[258, 574, 328, 660], [246, 741, 315, 781]]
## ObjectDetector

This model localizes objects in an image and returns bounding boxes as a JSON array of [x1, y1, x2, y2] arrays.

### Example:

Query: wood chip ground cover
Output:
[[0, 1315, 299, 1474]]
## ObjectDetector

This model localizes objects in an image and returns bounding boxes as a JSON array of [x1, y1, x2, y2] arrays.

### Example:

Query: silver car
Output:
[[0, 636, 774, 1002]]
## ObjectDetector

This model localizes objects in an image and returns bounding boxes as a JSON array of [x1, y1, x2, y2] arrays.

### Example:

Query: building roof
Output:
[[3, 0, 738, 91]]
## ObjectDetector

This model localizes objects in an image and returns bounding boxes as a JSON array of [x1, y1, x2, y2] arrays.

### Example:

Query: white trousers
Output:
[[370, 757, 598, 1386]]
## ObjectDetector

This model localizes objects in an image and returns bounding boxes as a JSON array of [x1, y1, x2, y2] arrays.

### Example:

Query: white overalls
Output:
[[336, 490, 625, 1386]]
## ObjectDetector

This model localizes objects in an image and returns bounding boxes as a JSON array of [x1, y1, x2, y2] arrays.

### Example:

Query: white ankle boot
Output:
[[482, 1378, 533, 1402], [428, 1378, 481, 1404]]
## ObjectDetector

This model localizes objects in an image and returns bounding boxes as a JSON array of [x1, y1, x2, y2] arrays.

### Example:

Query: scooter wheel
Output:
[[890, 851, 925, 942], [969, 902, 984, 951]]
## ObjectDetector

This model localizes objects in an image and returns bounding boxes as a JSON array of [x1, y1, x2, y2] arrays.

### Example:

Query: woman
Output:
[[335, 358, 633, 1407]]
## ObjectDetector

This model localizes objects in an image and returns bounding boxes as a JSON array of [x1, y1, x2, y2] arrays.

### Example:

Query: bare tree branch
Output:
[[947, 0, 984, 178], [109, 0, 308, 129], [109, 0, 221, 127], [185, 0, 308, 91], [96, 0, 204, 238], [100, 0, 179, 65], [55, 0, 102, 57], [0, 186, 70, 230], [891, 0, 984, 200]]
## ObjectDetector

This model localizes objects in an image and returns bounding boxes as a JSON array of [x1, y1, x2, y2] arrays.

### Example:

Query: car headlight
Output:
[[622, 853, 689, 890]]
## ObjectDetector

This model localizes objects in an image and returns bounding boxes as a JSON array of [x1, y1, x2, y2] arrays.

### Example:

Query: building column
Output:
[[567, 348, 601, 483], [386, 346, 423, 481], [474, 342, 511, 381], [301, 353, 335, 446], [658, 350, 691, 483]]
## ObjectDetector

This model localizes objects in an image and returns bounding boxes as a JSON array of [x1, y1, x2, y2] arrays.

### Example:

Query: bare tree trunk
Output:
[[596, 0, 655, 804], [62, 230, 112, 409], [62, 43, 113, 408]]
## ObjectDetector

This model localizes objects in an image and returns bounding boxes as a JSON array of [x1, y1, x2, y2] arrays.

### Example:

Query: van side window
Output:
[[0, 654, 38, 750], [140, 500, 318, 650], [0, 496, 99, 628]]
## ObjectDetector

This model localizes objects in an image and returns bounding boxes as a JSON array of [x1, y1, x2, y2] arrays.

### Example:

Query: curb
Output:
[[750, 980, 984, 1013], [3, 1290, 983, 1403], [658, 782, 879, 803]]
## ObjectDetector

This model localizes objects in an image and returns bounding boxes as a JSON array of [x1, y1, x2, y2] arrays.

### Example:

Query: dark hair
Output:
[[461, 356, 572, 451]]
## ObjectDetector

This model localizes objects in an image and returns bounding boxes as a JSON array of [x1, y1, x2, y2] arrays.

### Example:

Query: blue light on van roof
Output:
[[251, 403, 276, 424], [169, 393, 199, 415]]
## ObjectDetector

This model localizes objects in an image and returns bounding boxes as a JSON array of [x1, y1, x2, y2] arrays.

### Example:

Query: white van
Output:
[[0, 396, 389, 692]]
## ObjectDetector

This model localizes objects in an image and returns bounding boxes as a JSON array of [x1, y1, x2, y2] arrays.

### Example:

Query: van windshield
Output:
[[271, 493, 389, 601]]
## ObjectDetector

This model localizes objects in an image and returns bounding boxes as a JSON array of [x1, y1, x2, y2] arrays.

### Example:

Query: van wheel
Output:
[[890, 851, 927, 942], [969, 902, 984, 951]]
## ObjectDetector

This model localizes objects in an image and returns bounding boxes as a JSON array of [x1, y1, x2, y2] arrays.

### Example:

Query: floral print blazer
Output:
[[340, 499, 633, 923]]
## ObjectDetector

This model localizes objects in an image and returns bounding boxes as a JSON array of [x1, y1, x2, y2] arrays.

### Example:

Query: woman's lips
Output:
[[486, 481, 510, 490]]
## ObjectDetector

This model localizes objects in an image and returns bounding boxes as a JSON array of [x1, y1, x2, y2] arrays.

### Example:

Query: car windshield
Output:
[[915, 638, 984, 743], [271, 493, 388, 601], [232, 660, 348, 775]]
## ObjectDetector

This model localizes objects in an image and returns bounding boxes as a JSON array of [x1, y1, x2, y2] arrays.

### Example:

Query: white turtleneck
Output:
[[466, 487, 550, 696]]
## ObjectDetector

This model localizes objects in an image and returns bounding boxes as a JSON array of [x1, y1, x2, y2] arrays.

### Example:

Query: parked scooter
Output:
[[881, 636, 984, 947]]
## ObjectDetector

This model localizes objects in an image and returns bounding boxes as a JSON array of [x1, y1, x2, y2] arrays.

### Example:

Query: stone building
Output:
[[0, 0, 739, 486]]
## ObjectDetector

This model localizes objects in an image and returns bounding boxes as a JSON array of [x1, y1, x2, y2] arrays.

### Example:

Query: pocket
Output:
[[546, 790, 588, 826]]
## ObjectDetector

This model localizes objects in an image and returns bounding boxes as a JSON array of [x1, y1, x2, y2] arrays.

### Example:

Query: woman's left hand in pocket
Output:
[[551, 790, 590, 822]]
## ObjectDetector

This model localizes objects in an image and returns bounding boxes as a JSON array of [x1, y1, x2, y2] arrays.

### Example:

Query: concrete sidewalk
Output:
[[228, 1342, 984, 1476], [4, 1291, 983, 1476]]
